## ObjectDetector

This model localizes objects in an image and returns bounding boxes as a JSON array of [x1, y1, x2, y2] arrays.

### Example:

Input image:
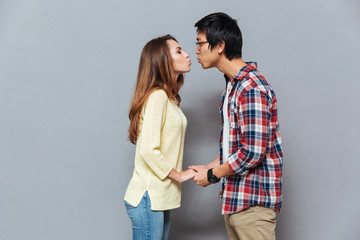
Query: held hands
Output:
[[189, 165, 211, 187], [168, 156, 222, 184], [188, 157, 221, 187], [168, 168, 196, 183], [179, 169, 197, 183]]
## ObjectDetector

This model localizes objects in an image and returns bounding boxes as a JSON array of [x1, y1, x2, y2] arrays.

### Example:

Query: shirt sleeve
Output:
[[227, 88, 272, 175], [139, 90, 173, 180]]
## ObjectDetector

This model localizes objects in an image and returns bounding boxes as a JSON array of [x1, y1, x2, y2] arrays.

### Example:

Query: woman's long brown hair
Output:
[[128, 35, 184, 144]]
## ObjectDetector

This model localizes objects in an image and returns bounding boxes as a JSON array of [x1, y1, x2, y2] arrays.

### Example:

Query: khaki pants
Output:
[[224, 205, 276, 240]]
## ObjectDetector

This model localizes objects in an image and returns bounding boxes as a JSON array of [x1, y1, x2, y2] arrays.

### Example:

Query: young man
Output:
[[190, 12, 283, 240]]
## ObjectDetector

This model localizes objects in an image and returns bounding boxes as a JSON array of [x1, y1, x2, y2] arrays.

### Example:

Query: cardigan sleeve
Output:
[[139, 90, 173, 180]]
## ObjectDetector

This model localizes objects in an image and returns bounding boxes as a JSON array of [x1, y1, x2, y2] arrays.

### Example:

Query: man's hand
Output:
[[189, 164, 208, 170], [190, 166, 211, 187]]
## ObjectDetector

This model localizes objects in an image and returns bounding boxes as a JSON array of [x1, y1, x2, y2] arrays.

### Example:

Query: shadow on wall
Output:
[[182, 88, 224, 162], [168, 89, 228, 240]]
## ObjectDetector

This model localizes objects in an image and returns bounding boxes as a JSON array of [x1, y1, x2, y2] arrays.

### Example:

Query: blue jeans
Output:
[[124, 192, 170, 240]]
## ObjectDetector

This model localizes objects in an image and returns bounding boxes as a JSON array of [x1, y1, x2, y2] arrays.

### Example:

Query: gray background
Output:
[[1, 0, 359, 239]]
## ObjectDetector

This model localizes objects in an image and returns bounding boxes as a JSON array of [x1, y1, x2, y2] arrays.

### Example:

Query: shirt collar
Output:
[[224, 62, 257, 83]]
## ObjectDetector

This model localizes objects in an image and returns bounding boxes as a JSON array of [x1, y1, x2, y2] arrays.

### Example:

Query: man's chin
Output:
[[202, 65, 212, 69], [200, 63, 209, 69]]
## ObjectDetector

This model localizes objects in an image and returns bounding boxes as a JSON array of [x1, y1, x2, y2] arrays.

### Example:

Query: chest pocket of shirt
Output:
[[228, 100, 244, 151], [229, 100, 240, 130], [229, 121, 238, 130]]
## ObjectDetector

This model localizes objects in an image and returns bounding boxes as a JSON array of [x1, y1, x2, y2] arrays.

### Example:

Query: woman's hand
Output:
[[178, 169, 197, 183], [167, 168, 196, 183]]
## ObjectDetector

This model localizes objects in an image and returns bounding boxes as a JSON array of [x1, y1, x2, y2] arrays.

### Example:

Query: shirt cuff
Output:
[[227, 152, 248, 176]]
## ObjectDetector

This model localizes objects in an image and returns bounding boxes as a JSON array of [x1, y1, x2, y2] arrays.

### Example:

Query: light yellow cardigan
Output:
[[124, 90, 187, 211]]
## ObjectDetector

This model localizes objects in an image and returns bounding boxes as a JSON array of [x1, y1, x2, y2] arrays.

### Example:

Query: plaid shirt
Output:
[[219, 62, 283, 214]]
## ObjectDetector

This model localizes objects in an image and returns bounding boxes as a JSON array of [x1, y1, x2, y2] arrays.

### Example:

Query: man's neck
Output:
[[217, 56, 247, 80]]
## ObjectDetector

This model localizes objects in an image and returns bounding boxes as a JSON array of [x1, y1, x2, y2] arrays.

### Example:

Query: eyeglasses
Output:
[[195, 41, 209, 49]]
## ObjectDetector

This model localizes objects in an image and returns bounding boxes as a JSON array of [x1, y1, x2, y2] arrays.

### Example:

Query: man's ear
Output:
[[217, 41, 225, 54]]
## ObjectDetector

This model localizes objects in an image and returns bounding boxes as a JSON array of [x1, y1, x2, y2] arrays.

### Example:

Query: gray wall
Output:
[[1, 0, 360, 239]]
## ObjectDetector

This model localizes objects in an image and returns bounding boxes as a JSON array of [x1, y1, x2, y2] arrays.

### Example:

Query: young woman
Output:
[[124, 35, 195, 240]]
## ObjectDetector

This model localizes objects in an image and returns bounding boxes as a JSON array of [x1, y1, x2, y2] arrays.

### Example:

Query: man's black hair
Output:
[[195, 12, 242, 60]]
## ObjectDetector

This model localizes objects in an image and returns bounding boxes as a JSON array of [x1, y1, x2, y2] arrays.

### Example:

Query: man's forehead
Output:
[[196, 32, 207, 41]]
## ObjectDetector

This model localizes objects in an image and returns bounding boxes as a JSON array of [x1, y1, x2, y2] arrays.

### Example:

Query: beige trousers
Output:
[[224, 205, 276, 240]]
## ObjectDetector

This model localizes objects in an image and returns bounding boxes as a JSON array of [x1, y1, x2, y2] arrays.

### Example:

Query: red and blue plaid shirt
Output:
[[219, 62, 283, 214]]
